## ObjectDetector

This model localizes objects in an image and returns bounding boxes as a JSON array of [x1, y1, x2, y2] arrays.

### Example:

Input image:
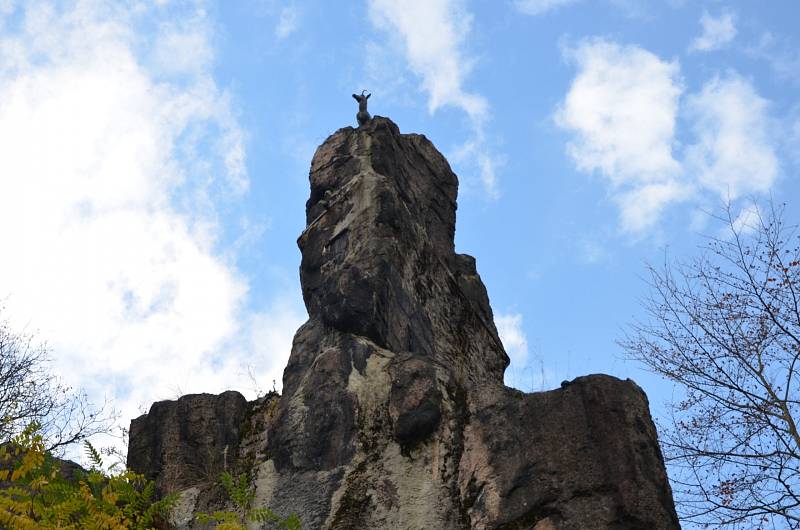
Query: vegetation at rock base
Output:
[[0, 422, 302, 530], [195, 471, 301, 530], [0, 315, 300, 530], [0, 422, 177, 529], [623, 202, 800, 528]]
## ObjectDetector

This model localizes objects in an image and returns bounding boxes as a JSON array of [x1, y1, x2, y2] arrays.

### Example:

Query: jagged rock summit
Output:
[[128, 117, 680, 529]]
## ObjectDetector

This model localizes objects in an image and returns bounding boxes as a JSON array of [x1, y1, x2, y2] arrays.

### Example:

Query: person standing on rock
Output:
[[352, 90, 371, 126]]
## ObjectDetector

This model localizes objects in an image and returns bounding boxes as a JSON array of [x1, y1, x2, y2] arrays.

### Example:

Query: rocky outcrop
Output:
[[128, 391, 249, 494], [128, 117, 679, 529], [462, 376, 677, 529]]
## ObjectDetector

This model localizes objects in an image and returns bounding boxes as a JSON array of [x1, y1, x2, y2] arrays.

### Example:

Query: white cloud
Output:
[[362, 40, 415, 109], [367, 0, 500, 197], [684, 74, 778, 200], [450, 138, 502, 199], [496, 313, 529, 367], [0, 1, 302, 449], [747, 32, 800, 84], [556, 39, 686, 232], [368, 0, 486, 121], [616, 182, 688, 232], [152, 13, 214, 76], [789, 107, 800, 166], [476, 151, 499, 197], [275, 4, 300, 40], [243, 299, 306, 389], [730, 203, 760, 236], [514, 0, 581, 16], [497, 313, 554, 392], [557, 39, 781, 235], [690, 11, 736, 52], [515, 0, 651, 19], [0, 0, 14, 16]]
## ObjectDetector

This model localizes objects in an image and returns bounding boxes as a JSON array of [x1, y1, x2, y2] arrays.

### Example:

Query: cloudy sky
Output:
[[1, 0, 799, 451]]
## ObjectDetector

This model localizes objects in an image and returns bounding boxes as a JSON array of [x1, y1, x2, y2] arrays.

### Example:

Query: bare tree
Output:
[[0, 312, 114, 453], [621, 202, 800, 529]]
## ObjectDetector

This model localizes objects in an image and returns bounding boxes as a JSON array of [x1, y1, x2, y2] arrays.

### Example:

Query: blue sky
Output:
[[1, 0, 799, 449]]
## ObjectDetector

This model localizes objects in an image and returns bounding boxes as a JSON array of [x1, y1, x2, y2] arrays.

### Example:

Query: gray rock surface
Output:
[[128, 117, 680, 529], [128, 391, 249, 494]]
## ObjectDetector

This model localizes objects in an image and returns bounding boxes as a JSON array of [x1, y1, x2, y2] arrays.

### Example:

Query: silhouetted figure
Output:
[[352, 90, 371, 127]]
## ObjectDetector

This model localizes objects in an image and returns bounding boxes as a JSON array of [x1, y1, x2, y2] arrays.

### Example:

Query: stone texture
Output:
[[127, 117, 680, 529], [127, 391, 249, 495], [460, 376, 678, 529]]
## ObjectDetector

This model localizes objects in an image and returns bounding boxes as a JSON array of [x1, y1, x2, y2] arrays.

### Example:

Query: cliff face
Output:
[[127, 117, 680, 529]]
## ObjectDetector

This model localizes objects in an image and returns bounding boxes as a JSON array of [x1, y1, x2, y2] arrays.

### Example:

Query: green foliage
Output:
[[196, 471, 300, 530], [0, 422, 177, 529]]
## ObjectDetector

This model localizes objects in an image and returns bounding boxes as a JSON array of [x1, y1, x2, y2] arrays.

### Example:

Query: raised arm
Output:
[[352, 94, 360, 101]]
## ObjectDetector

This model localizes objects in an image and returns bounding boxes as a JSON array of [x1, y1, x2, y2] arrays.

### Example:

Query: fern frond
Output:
[[83, 440, 104, 470], [280, 513, 303, 530], [247, 506, 280, 522], [0, 510, 39, 530]]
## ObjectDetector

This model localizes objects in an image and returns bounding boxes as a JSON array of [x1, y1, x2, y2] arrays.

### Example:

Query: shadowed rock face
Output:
[[128, 391, 249, 493], [293, 117, 507, 387], [127, 117, 680, 529]]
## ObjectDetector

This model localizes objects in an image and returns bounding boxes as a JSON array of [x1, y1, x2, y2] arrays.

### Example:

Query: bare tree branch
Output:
[[0, 310, 115, 454], [621, 201, 800, 529]]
